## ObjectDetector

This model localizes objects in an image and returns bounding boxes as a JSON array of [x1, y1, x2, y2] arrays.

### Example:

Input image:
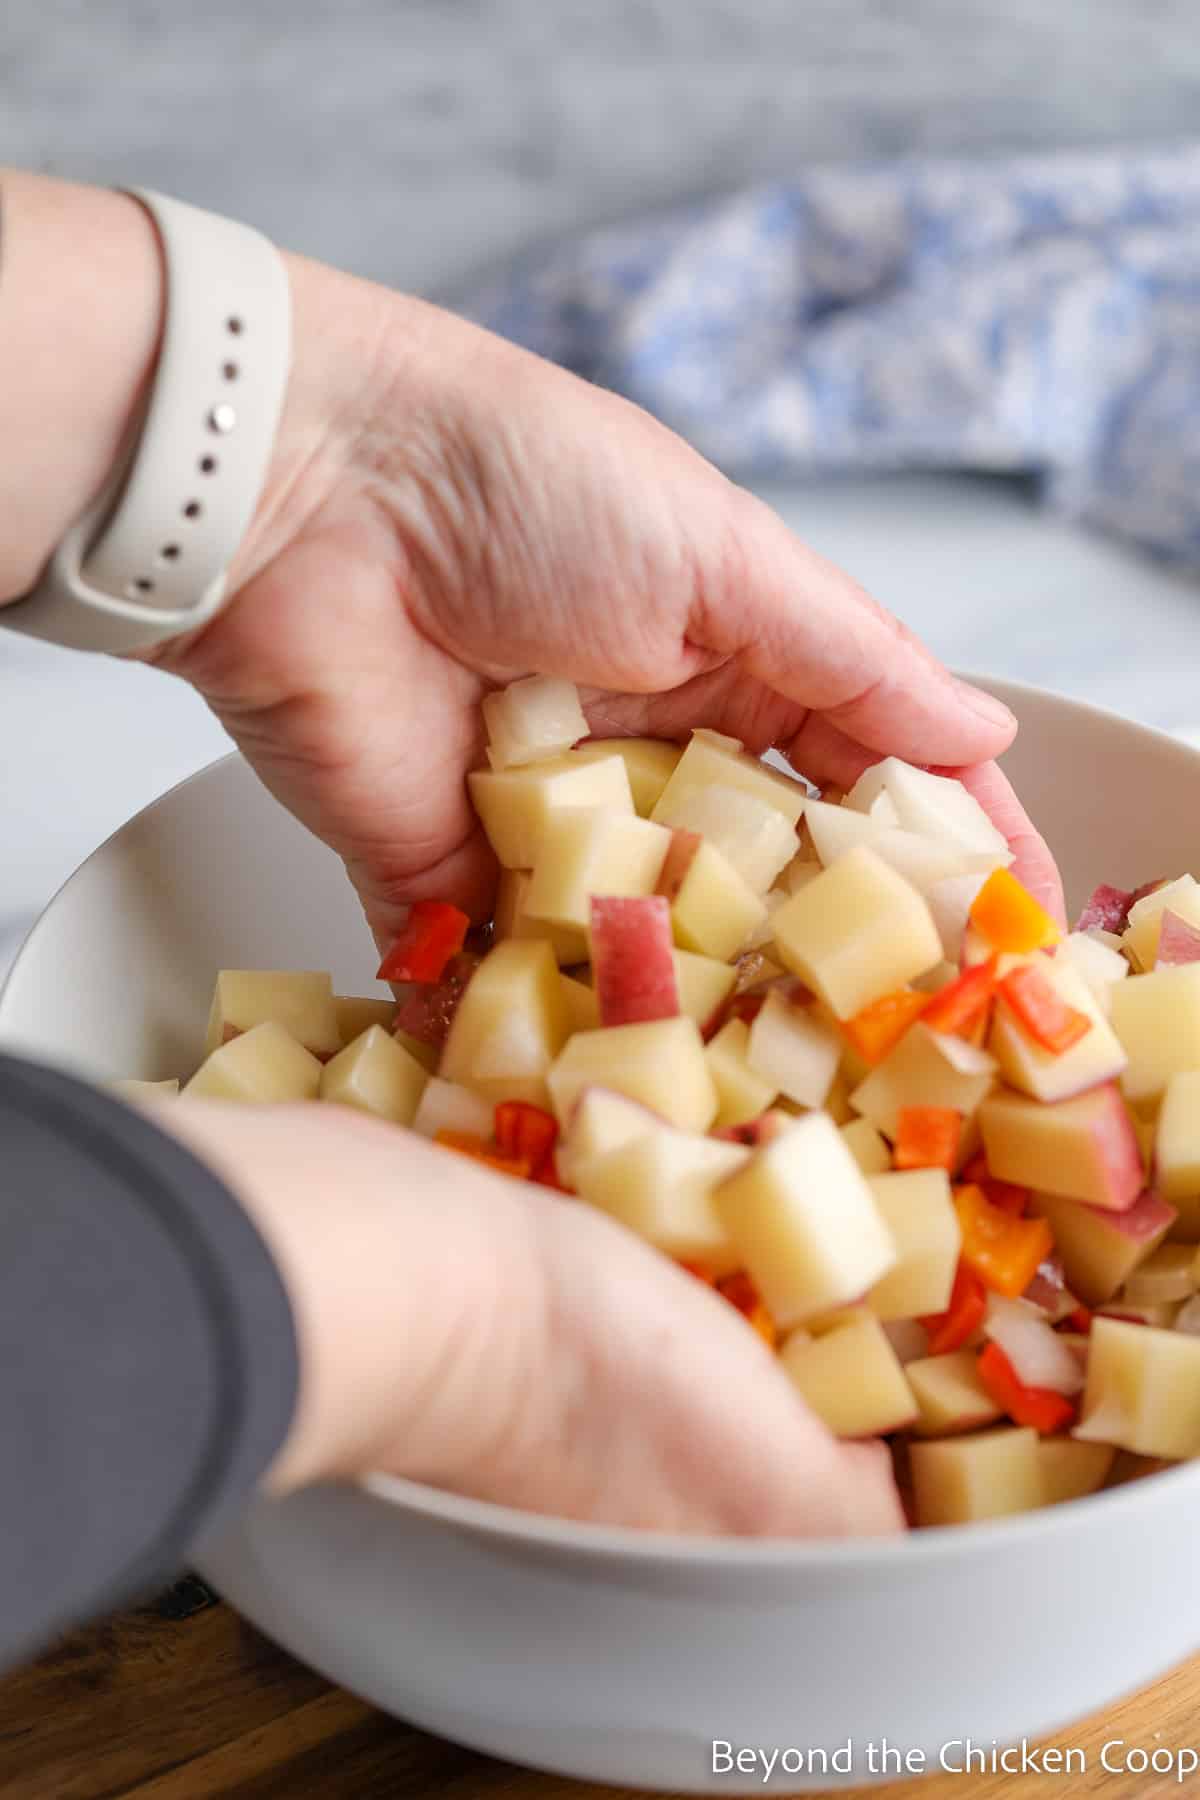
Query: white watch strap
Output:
[[5, 189, 291, 655]]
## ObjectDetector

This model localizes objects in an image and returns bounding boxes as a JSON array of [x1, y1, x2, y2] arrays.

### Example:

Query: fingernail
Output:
[[952, 677, 1016, 731]]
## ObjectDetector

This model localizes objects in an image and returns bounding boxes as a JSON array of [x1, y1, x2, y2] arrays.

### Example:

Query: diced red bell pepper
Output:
[[494, 1101, 559, 1176], [998, 963, 1092, 1055], [377, 901, 470, 984], [675, 1259, 717, 1286], [919, 1262, 987, 1355], [1074, 883, 1134, 935], [954, 1184, 1055, 1299], [433, 1129, 532, 1180], [591, 895, 680, 1026], [969, 868, 1061, 955], [958, 1151, 1029, 1216], [716, 1270, 777, 1348], [893, 1105, 962, 1172], [976, 1341, 1077, 1434], [922, 956, 999, 1037], [1065, 1305, 1093, 1335], [392, 952, 478, 1048], [841, 988, 931, 1065]]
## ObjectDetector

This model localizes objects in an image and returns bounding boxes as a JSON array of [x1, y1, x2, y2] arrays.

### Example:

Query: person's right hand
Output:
[[160, 1099, 904, 1540]]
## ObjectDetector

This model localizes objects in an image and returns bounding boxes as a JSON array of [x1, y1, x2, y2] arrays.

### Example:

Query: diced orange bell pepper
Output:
[[377, 900, 470, 983], [922, 955, 999, 1036], [494, 1100, 559, 1174], [433, 1129, 532, 1180], [716, 1270, 777, 1348], [998, 964, 1092, 1056], [894, 1105, 962, 1171], [953, 1183, 1054, 1298], [969, 868, 1061, 955], [919, 1261, 987, 1355], [976, 1341, 1077, 1434], [841, 988, 931, 1065]]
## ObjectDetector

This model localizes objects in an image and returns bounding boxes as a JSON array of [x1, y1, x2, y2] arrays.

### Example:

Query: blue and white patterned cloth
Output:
[[464, 148, 1200, 565]]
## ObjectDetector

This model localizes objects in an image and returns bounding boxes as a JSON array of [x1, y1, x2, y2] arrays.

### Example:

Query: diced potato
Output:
[[547, 1017, 718, 1132], [1038, 1438, 1116, 1506], [184, 1021, 322, 1103], [1057, 932, 1129, 1011], [840, 1117, 892, 1175], [714, 1112, 897, 1328], [1035, 1189, 1176, 1306], [910, 1428, 1044, 1527], [567, 738, 683, 816], [779, 1313, 916, 1437], [573, 1124, 747, 1273], [113, 1077, 180, 1100], [441, 939, 568, 1107], [661, 835, 767, 962], [650, 728, 807, 833], [822, 1066, 856, 1126], [482, 675, 588, 770], [988, 957, 1126, 1104], [746, 990, 841, 1108], [494, 868, 590, 966], [559, 1086, 659, 1182], [333, 995, 396, 1047], [673, 951, 736, 1032], [844, 759, 1010, 859], [468, 755, 633, 869], [1122, 873, 1200, 971], [524, 809, 670, 930], [1075, 1317, 1200, 1459], [907, 1350, 1003, 1437], [1095, 1300, 1180, 1329], [411, 1076, 494, 1140], [1153, 1070, 1200, 1237], [772, 848, 942, 1019], [319, 1025, 428, 1127], [866, 1169, 961, 1320], [850, 1023, 996, 1142], [1122, 1243, 1197, 1305], [205, 969, 340, 1059], [1110, 964, 1200, 1105], [978, 1082, 1143, 1212], [654, 783, 797, 894], [800, 800, 998, 896], [705, 1018, 778, 1129], [559, 972, 600, 1035]]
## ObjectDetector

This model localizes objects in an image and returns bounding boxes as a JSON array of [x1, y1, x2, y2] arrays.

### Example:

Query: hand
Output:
[[160, 1098, 903, 1538], [146, 253, 1065, 937]]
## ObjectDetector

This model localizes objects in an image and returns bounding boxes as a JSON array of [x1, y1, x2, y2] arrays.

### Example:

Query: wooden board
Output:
[[2, 1591, 1197, 1799]]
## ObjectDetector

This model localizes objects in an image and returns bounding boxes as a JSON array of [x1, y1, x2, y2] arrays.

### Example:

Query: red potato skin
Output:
[[1084, 1188, 1177, 1246], [1084, 1083, 1146, 1213], [654, 828, 702, 903], [1074, 884, 1134, 934], [590, 896, 681, 1027], [1156, 909, 1200, 966]]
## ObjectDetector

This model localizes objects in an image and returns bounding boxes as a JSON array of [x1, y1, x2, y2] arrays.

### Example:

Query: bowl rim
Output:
[[8, 671, 1200, 1566]]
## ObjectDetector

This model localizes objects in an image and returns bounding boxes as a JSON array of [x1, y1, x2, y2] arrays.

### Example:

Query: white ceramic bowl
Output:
[[5, 677, 1200, 1793]]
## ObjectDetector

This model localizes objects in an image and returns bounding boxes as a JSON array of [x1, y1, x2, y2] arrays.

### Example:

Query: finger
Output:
[[943, 760, 1067, 926]]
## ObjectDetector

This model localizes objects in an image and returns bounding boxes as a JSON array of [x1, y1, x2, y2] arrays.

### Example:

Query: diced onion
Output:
[[983, 1295, 1084, 1395]]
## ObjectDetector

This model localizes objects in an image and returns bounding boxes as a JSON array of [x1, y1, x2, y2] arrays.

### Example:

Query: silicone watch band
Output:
[[4, 189, 291, 655]]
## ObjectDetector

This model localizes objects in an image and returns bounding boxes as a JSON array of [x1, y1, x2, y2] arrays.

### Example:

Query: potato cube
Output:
[[850, 1023, 996, 1142], [1122, 874, 1200, 970], [524, 809, 670, 930], [1075, 1317, 1200, 1459], [779, 1313, 916, 1438], [319, 1025, 428, 1127], [906, 1350, 1003, 1437], [705, 1018, 778, 1129], [844, 759, 1009, 859], [1038, 1438, 1116, 1506], [978, 1082, 1143, 1212], [205, 969, 340, 1059], [865, 1169, 960, 1320], [559, 972, 600, 1036], [801, 801, 1003, 895], [558, 1086, 659, 1183], [1035, 1189, 1176, 1306], [772, 847, 942, 1019], [441, 939, 567, 1107], [573, 1125, 747, 1273], [779, 855, 823, 896], [333, 994, 396, 1048], [1121, 1243, 1197, 1305], [547, 1017, 718, 1132], [1153, 1070, 1200, 1231], [494, 868, 590, 966], [840, 1117, 892, 1175], [482, 674, 588, 770], [184, 1021, 322, 1104], [567, 738, 682, 816], [654, 783, 797, 894], [673, 951, 736, 1031], [910, 1428, 1044, 1527], [468, 755, 633, 869], [650, 727, 807, 832], [411, 1076, 494, 1140], [113, 1078, 180, 1100], [746, 990, 841, 1108], [714, 1112, 896, 1328], [988, 957, 1126, 1104], [1110, 964, 1200, 1105], [659, 834, 767, 962]]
